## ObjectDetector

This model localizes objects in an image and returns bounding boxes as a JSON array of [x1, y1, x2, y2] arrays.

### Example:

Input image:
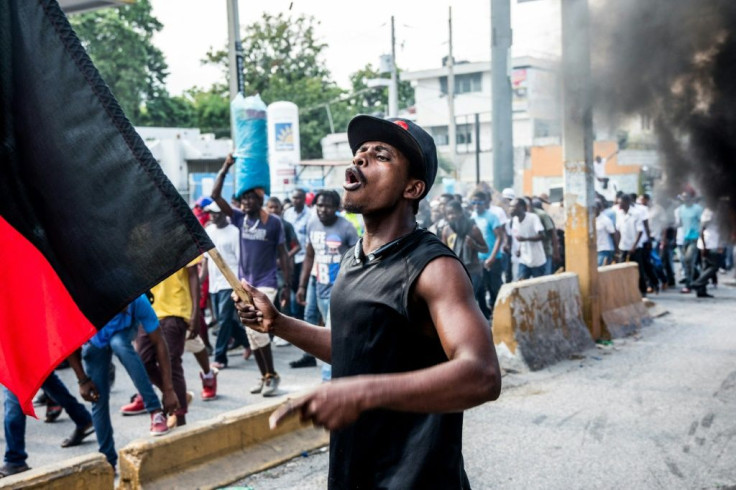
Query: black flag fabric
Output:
[[0, 0, 214, 415]]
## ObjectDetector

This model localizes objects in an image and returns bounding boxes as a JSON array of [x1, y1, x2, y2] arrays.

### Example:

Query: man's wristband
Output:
[[78, 376, 92, 386]]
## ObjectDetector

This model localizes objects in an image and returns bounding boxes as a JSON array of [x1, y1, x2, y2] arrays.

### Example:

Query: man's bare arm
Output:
[[297, 243, 315, 305], [211, 155, 235, 217], [67, 350, 98, 402], [469, 225, 489, 254], [277, 243, 291, 291], [186, 264, 200, 339], [234, 280, 332, 362], [271, 257, 501, 430], [484, 227, 503, 268]]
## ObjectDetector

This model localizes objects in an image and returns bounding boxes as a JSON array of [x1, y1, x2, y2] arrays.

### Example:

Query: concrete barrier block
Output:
[[0, 453, 113, 490], [492, 272, 595, 371], [117, 397, 328, 490], [598, 263, 652, 339]]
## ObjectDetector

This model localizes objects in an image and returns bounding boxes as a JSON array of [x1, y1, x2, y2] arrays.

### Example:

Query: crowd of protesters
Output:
[[422, 184, 565, 319], [421, 182, 734, 318], [596, 186, 734, 299], [3, 169, 733, 477]]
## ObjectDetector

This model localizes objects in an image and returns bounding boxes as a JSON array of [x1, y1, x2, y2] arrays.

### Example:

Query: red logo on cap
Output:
[[394, 120, 409, 131]]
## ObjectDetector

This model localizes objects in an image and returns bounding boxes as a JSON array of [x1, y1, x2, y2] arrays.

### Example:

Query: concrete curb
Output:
[[117, 396, 328, 489], [0, 453, 113, 490], [492, 272, 595, 371], [598, 263, 652, 339]]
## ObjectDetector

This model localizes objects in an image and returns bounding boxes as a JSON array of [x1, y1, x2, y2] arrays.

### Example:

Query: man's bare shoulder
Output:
[[414, 255, 472, 301]]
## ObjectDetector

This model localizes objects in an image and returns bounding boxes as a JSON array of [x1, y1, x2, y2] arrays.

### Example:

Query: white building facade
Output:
[[402, 56, 562, 189]]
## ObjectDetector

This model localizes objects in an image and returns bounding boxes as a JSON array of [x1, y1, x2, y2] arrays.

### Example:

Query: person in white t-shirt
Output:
[[595, 202, 616, 266], [201, 202, 249, 369], [615, 194, 647, 295], [509, 198, 546, 279], [691, 205, 726, 298], [632, 194, 661, 293]]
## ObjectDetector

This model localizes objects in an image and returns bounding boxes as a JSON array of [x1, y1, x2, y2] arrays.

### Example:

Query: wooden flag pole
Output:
[[207, 247, 253, 306]]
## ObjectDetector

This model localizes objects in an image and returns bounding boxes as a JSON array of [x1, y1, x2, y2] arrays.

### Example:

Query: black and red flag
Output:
[[0, 0, 214, 415]]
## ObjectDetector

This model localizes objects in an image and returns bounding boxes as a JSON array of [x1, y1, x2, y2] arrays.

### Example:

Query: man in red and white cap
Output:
[[235, 115, 501, 489]]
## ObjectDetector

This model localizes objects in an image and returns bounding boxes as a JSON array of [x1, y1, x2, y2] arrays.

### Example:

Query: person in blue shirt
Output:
[[67, 294, 179, 468], [470, 190, 505, 318], [675, 188, 704, 293]]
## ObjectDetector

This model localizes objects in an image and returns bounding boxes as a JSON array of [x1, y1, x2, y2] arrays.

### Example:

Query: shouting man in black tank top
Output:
[[235, 115, 502, 489]]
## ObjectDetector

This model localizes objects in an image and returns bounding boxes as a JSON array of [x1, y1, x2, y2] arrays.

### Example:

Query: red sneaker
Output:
[[120, 394, 146, 416], [149, 411, 170, 436], [201, 371, 217, 401]]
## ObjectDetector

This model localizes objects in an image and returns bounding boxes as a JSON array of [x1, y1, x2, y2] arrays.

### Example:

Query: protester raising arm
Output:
[[211, 154, 235, 217]]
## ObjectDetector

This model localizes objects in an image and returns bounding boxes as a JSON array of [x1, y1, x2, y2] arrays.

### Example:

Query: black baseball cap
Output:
[[347, 115, 438, 199]]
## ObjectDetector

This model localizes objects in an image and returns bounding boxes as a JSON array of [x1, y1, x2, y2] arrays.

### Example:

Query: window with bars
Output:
[[439, 73, 482, 95]]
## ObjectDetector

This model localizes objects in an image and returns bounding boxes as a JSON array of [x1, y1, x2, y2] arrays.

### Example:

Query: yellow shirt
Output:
[[150, 257, 201, 321]]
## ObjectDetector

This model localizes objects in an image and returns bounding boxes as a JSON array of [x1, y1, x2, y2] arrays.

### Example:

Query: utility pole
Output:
[[447, 7, 457, 178], [561, 0, 600, 337], [226, 0, 244, 102], [491, 0, 513, 190], [324, 104, 335, 134], [475, 113, 481, 184], [389, 16, 399, 118]]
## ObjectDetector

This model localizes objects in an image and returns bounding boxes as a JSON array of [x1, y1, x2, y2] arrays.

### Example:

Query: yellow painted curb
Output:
[[598, 263, 651, 339], [0, 453, 113, 490], [117, 396, 328, 490]]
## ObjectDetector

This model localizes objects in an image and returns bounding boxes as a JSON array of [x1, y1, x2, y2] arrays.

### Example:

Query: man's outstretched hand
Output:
[[233, 279, 280, 333], [269, 378, 366, 432]]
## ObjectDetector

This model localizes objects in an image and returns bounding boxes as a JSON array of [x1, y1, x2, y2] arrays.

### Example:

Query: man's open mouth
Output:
[[343, 166, 365, 192]]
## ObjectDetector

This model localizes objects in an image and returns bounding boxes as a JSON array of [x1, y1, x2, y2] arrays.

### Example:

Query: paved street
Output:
[[239, 277, 736, 490]]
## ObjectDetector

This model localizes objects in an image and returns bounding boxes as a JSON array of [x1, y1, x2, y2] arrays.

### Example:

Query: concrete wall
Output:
[[0, 454, 113, 490], [118, 398, 328, 490], [598, 263, 652, 339], [492, 273, 595, 372]]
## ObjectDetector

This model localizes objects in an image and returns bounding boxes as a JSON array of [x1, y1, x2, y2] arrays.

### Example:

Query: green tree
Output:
[[204, 12, 344, 159], [187, 85, 231, 139], [70, 0, 168, 122], [138, 95, 197, 128], [346, 63, 415, 116]]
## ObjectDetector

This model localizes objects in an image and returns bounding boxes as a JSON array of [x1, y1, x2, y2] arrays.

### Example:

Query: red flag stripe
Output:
[[0, 215, 96, 416]]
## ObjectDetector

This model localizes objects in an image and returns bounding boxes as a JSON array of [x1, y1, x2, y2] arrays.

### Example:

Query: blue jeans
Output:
[[597, 251, 614, 266], [303, 276, 321, 326], [212, 289, 249, 365], [304, 277, 332, 381], [544, 257, 554, 275], [470, 270, 488, 319], [4, 373, 92, 467], [82, 327, 161, 467], [682, 239, 699, 287], [518, 263, 545, 280], [482, 259, 504, 315]]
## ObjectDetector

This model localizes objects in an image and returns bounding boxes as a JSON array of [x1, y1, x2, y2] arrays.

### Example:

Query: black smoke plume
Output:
[[591, 0, 736, 216]]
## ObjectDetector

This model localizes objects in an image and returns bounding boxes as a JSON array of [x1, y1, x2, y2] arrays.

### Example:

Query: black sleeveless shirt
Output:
[[328, 228, 471, 489]]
